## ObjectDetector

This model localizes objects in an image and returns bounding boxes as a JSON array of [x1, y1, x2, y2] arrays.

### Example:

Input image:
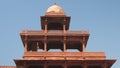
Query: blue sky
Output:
[[0, 0, 119, 68]]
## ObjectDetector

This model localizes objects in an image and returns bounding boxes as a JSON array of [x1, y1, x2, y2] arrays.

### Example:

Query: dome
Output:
[[45, 3, 66, 16]]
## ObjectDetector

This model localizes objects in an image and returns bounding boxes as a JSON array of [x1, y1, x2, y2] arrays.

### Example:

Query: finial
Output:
[[54, 3, 57, 5]]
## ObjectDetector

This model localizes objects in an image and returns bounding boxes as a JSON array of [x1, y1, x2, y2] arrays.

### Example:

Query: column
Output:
[[37, 42, 39, 49], [63, 41, 66, 52], [63, 37, 66, 52], [64, 65, 67, 68], [44, 41, 47, 52], [82, 42, 86, 52], [44, 62, 47, 68], [84, 62, 87, 68], [44, 23, 47, 52], [82, 37, 86, 52], [64, 62, 67, 68], [63, 24, 66, 52], [63, 24, 66, 33], [24, 41, 28, 52], [45, 24, 48, 33], [23, 62, 27, 68], [84, 66, 87, 68], [103, 62, 107, 68], [24, 30, 28, 52]]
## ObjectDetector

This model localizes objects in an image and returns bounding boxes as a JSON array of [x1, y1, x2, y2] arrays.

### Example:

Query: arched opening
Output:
[[47, 22, 63, 30], [47, 41, 63, 52]]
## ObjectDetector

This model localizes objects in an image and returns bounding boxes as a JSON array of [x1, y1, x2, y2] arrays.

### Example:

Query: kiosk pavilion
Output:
[[0, 3, 116, 68]]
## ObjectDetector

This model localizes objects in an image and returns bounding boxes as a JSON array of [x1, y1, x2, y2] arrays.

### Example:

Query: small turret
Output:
[[41, 3, 70, 31]]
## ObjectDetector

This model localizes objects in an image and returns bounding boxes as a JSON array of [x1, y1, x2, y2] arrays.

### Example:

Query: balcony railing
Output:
[[23, 52, 106, 60], [0, 66, 16, 68], [20, 30, 89, 36]]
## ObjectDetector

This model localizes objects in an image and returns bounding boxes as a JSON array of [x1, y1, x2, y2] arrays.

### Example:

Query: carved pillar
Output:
[[24, 41, 28, 52], [83, 62, 87, 68], [24, 36, 28, 52], [82, 37, 86, 52], [24, 30, 28, 52], [45, 24, 48, 33], [103, 62, 107, 68], [63, 41, 66, 52], [44, 35, 47, 52], [44, 62, 47, 68], [23, 61, 27, 68], [82, 42, 86, 52], [64, 62, 67, 68], [63, 24, 66, 33], [44, 41, 47, 52], [64, 65, 67, 68], [37, 42, 39, 49]]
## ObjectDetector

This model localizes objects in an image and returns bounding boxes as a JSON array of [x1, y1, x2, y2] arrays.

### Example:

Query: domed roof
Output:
[[45, 3, 66, 16]]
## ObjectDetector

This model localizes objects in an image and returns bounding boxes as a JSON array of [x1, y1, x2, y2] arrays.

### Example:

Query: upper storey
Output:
[[41, 3, 70, 30]]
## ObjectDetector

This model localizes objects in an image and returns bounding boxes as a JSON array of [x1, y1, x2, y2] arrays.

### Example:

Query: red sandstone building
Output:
[[0, 4, 116, 68]]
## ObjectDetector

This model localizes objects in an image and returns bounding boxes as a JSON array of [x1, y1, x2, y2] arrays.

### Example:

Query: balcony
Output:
[[20, 30, 89, 36], [23, 52, 106, 60]]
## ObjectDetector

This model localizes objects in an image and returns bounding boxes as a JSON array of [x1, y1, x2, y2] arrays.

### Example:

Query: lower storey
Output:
[[14, 60, 116, 68], [27, 65, 107, 68]]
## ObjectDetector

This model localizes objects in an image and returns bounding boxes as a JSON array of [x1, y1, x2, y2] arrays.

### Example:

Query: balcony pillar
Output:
[[84, 66, 87, 68], [63, 24, 66, 33], [44, 40, 47, 52], [82, 42, 86, 52], [83, 62, 87, 68], [63, 41, 66, 52], [45, 24, 48, 33], [24, 30, 28, 52], [44, 62, 47, 68], [24, 41, 27, 52], [24, 35, 28, 52], [103, 62, 107, 68], [82, 37, 86, 52], [63, 37, 66, 52], [64, 62, 67, 68]]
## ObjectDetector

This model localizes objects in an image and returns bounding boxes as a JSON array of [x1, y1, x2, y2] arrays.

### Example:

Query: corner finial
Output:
[[54, 3, 57, 5]]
